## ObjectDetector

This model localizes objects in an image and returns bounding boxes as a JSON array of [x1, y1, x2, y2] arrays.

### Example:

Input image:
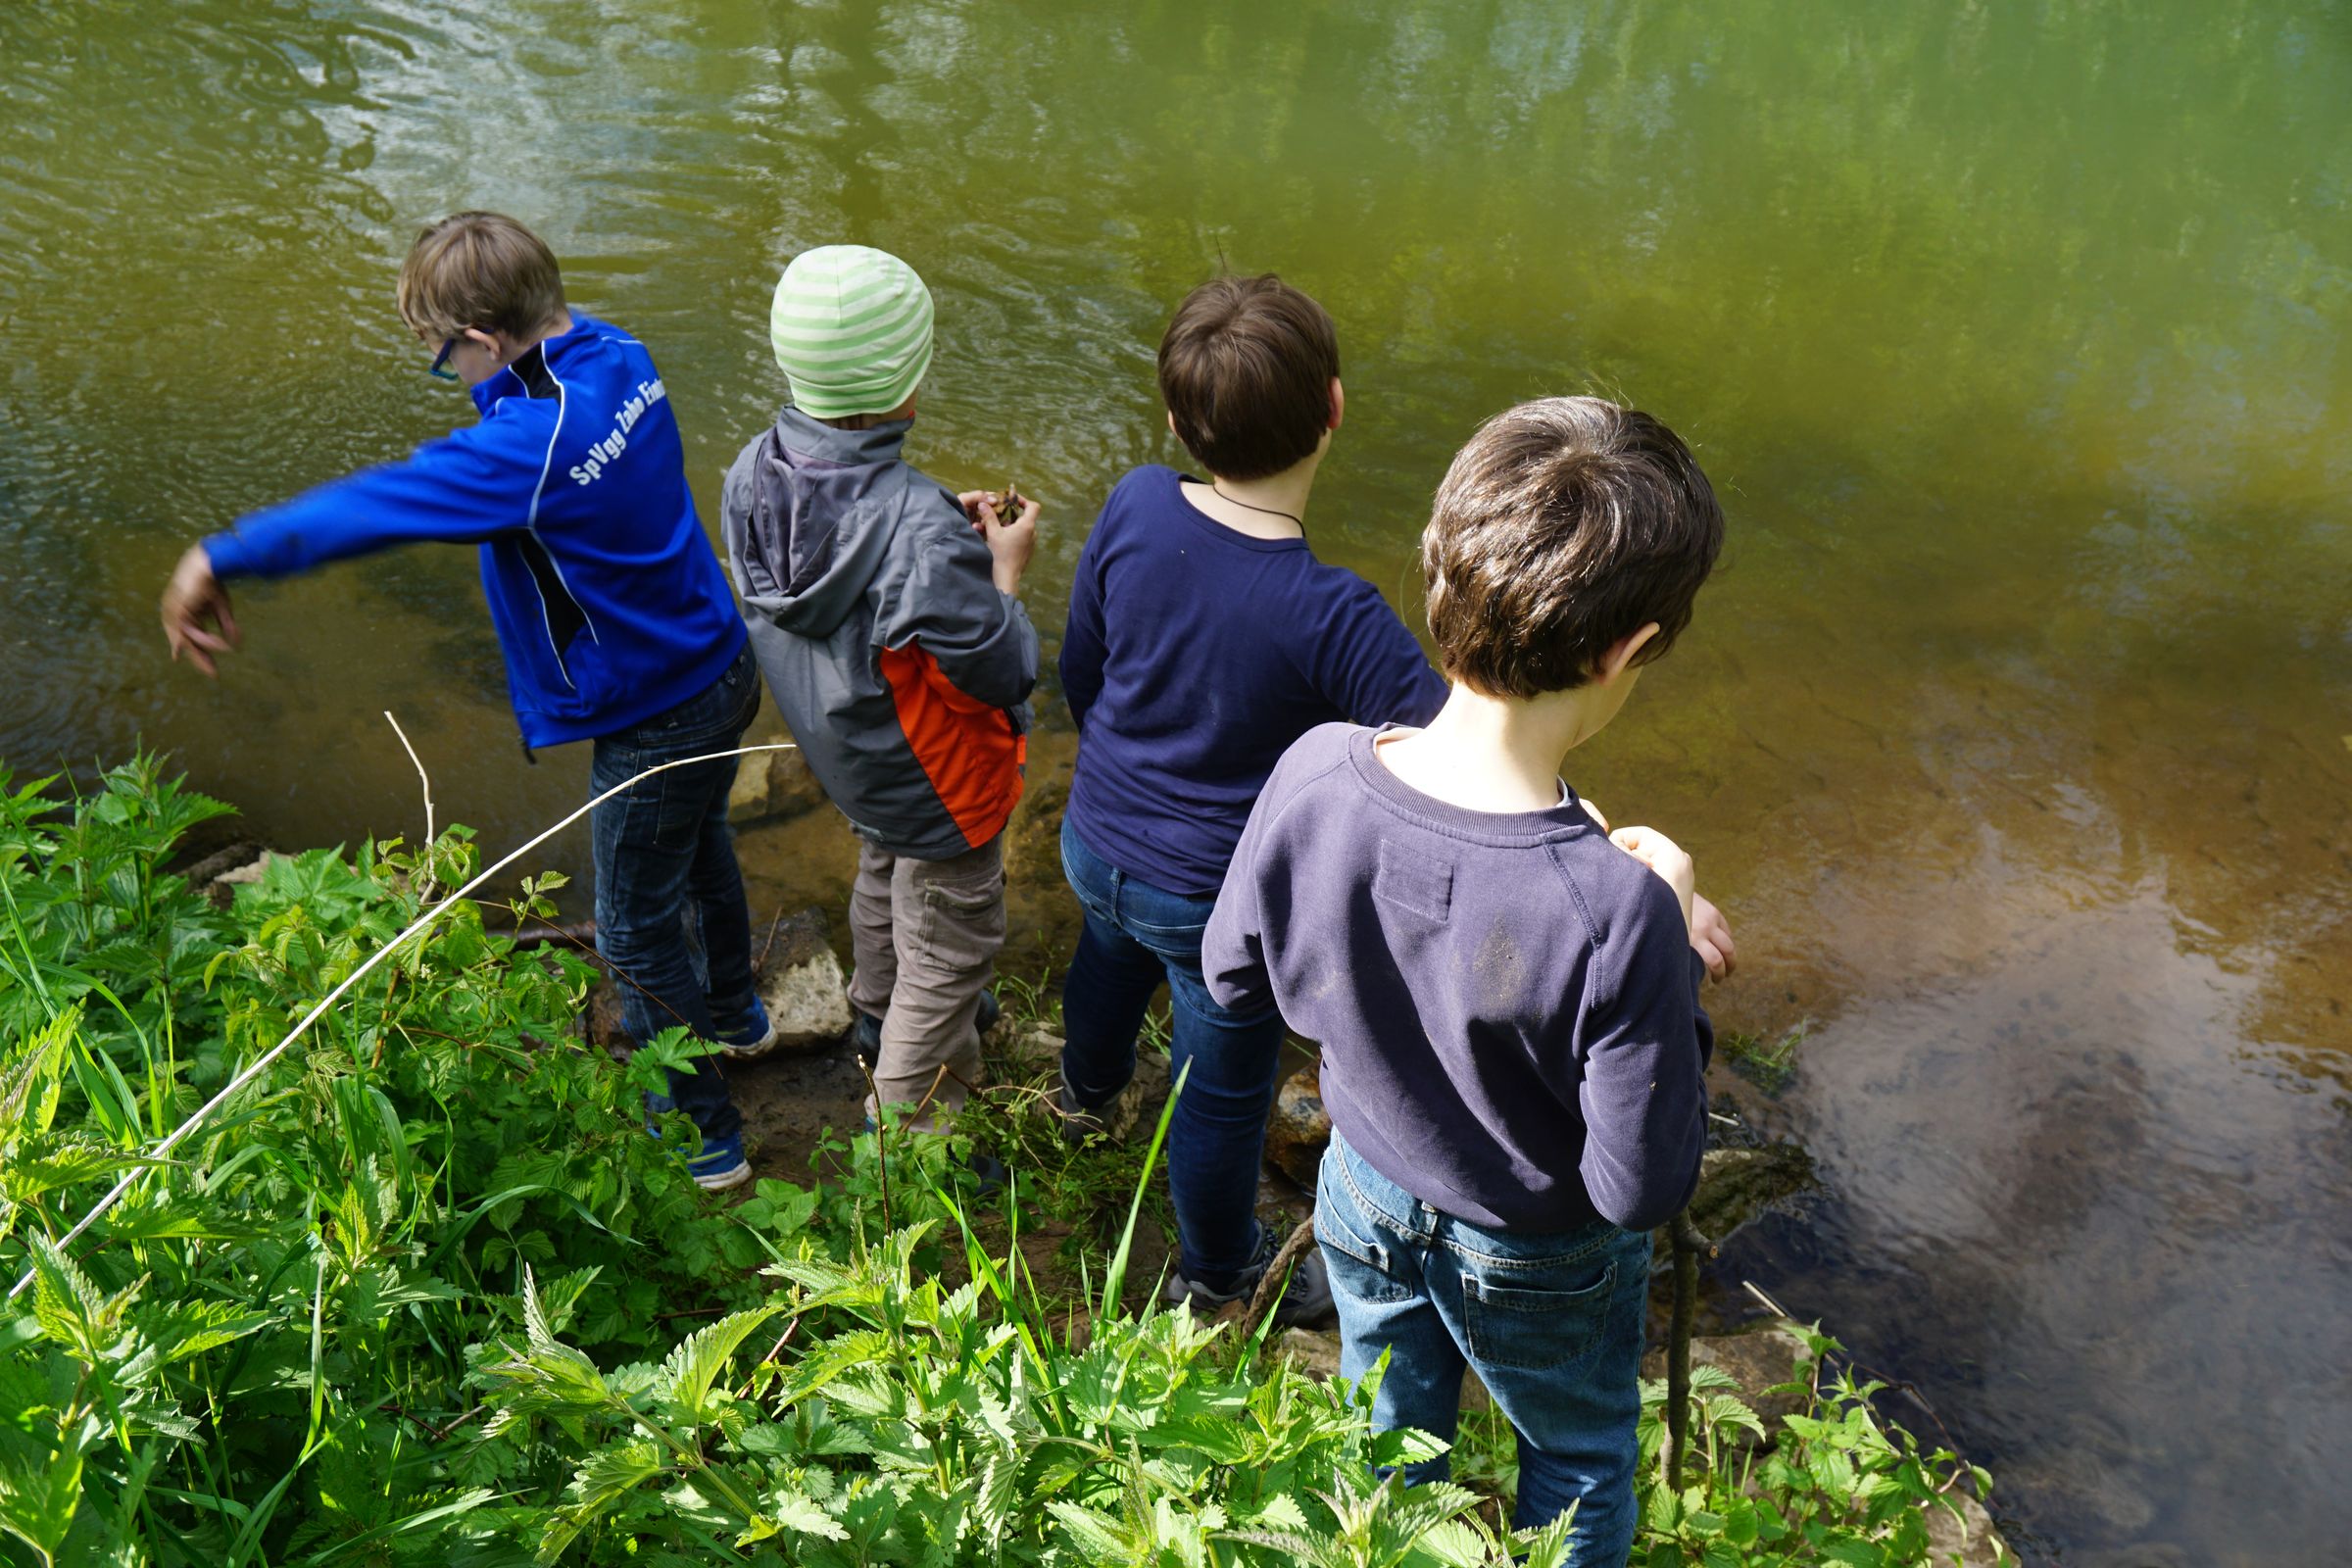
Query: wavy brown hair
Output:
[[1423, 397, 1723, 698]]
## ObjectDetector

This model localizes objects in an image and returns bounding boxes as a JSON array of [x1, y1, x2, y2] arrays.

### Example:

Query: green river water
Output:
[[4, 4, 2349, 1562]]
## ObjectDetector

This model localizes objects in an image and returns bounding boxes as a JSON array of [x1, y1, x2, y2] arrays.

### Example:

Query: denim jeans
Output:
[[1317, 1131, 1650, 1563], [591, 642, 762, 1145], [1058, 819, 1286, 1289]]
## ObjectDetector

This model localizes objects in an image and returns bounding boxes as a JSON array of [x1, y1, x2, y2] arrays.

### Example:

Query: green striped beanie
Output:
[[768, 245, 935, 418]]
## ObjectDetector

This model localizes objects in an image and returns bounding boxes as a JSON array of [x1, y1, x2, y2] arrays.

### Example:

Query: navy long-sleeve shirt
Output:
[[1203, 723, 1712, 1233], [1059, 466, 1447, 897]]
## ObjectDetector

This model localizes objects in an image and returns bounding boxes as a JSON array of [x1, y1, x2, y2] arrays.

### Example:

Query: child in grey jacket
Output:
[[722, 245, 1041, 1123]]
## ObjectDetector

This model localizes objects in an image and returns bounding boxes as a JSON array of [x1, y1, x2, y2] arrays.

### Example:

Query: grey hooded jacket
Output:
[[721, 409, 1037, 860]]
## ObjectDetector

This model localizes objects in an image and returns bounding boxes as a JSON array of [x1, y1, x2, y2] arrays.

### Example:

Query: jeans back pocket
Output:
[[1459, 1259, 1617, 1372], [1315, 1167, 1416, 1306]]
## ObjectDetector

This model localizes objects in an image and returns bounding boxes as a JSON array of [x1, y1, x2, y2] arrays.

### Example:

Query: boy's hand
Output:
[[1689, 893, 1737, 981], [1608, 824, 1695, 933], [160, 544, 242, 677], [959, 489, 1039, 596]]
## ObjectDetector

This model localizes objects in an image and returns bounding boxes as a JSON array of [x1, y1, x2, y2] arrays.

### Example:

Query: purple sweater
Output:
[[1059, 466, 1447, 898], [1202, 723, 1712, 1233]]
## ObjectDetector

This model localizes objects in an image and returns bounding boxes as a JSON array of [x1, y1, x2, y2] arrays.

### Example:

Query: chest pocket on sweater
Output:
[[1372, 839, 1453, 922]]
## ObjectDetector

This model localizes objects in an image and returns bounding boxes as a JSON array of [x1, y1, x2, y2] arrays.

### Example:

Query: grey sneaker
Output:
[[1163, 1222, 1334, 1328], [1056, 1076, 1118, 1147]]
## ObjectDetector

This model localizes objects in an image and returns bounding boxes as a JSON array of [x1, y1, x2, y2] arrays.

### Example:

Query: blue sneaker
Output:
[[644, 1096, 754, 1192], [717, 997, 781, 1061], [686, 1132, 753, 1192]]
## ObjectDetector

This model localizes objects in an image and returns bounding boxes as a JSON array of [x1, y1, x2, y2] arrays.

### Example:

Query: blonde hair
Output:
[[394, 212, 564, 341]]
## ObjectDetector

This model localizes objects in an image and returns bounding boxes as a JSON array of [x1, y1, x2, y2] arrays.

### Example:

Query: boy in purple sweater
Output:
[[1202, 397, 1732, 1563], [1057, 275, 1447, 1322]]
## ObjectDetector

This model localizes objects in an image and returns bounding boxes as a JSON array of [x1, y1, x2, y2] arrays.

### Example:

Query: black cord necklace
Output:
[[1209, 482, 1305, 534]]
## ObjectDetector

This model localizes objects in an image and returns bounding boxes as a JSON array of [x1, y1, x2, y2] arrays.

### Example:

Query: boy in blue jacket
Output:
[[160, 211, 774, 1190]]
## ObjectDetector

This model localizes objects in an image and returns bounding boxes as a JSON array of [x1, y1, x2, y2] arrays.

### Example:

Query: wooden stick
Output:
[[1240, 1217, 1318, 1339], [1666, 1212, 1717, 1491]]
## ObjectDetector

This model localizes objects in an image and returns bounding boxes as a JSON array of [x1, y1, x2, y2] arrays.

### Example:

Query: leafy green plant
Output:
[[0, 757, 2005, 1568], [1716, 1025, 1806, 1094], [0, 759, 754, 1565], [468, 1090, 1569, 1568], [1631, 1328, 2008, 1568]]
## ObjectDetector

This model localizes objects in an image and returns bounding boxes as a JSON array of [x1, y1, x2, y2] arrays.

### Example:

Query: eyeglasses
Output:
[[427, 337, 460, 380]]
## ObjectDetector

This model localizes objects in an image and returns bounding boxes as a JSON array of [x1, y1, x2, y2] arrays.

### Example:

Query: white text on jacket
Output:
[[568, 379, 668, 486]]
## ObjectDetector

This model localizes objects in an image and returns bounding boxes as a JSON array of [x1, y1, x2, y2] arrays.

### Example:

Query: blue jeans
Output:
[[1317, 1131, 1650, 1563], [1058, 819, 1286, 1289], [591, 642, 762, 1145]]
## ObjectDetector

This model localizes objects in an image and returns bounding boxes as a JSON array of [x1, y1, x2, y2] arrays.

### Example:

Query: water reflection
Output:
[[2, 2, 2349, 1561]]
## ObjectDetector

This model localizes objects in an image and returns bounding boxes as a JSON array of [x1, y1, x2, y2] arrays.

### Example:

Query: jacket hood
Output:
[[731, 407, 910, 639]]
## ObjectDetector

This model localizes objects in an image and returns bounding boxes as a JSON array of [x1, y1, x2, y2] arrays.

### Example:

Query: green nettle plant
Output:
[[0, 759, 759, 1564], [1630, 1342, 2008, 1568], [470, 1217, 1572, 1567], [0, 757, 2001, 1567]]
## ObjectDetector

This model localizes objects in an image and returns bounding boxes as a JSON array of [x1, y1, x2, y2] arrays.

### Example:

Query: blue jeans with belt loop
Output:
[[1057, 818, 1288, 1289], [1316, 1129, 1651, 1564], [590, 642, 763, 1144]]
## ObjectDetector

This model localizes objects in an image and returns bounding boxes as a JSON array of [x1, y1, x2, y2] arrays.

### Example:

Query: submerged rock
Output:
[[1000, 768, 1069, 891], [1686, 1142, 1815, 1244]]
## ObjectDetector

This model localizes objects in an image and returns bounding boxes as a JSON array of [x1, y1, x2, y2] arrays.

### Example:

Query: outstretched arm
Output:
[[163, 420, 540, 674]]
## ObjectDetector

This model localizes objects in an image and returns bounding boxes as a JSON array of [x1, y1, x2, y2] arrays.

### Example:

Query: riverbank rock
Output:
[[180, 838, 264, 880], [1264, 1061, 1330, 1188], [1641, 1317, 1816, 1432], [582, 906, 851, 1056], [755, 907, 854, 1052], [727, 742, 826, 826], [183, 842, 275, 908]]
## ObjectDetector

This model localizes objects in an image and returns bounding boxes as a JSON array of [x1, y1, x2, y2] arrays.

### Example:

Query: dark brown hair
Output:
[[395, 212, 565, 341], [1156, 274, 1340, 480], [1422, 396, 1723, 698]]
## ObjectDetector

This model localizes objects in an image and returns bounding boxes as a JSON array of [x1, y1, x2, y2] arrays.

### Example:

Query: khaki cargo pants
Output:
[[847, 834, 1004, 1126]]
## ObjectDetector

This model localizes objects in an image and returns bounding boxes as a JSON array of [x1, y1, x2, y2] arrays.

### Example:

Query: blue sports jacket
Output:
[[202, 316, 746, 750]]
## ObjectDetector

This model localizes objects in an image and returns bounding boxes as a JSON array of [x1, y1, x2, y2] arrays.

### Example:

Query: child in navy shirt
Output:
[[1204, 396, 1732, 1563], [1056, 275, 1446, 1320]]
